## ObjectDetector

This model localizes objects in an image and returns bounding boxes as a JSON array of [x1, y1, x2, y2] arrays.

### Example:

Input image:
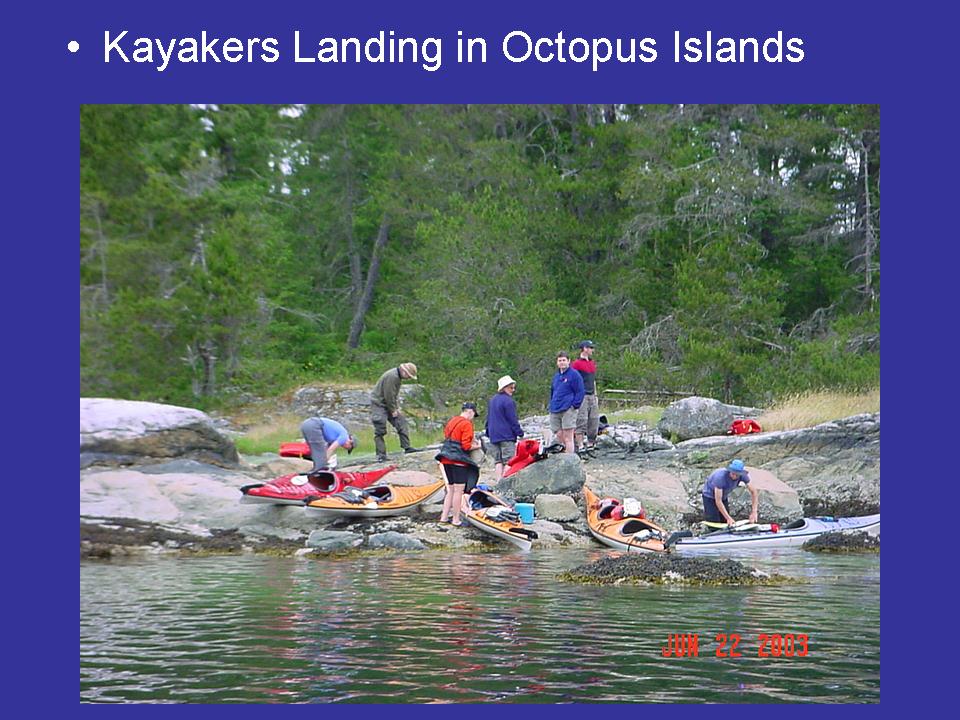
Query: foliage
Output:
[[81, 104, 880, 409]]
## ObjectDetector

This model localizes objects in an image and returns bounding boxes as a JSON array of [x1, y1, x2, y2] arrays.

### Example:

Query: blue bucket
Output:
[[515, 503, 535, 524]]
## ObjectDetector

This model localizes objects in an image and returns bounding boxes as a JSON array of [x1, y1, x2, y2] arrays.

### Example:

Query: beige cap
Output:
[[399, 362, 418, 380], [497, 375, 517, 392]]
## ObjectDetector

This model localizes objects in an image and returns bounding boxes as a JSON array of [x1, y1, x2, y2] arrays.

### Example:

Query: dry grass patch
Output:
[[757, 389, 879, 431], [234, 414, 305, 455]]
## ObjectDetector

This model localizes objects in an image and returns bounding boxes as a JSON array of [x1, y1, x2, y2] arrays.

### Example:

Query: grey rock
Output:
[[672, 413, 879, 516], [658, 396, 739, 441], [368, 531, 425, 551], [238, 524, 305, 541], [496, 453, 586, 501], [306, 530, 364, 552], [81, 398, 239, 467], [598, 423, 674, 453], [534, 494, 580, 522], [528, 518, 593, 548], [80, 466, 323, 536]]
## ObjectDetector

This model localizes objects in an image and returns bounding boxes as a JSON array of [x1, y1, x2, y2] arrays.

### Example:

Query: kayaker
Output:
[[571, 340, 600, 454], [370, 362, 421, 463], [485, 375, 524, 482], [437, 402, 482, 526], [701, 459, 759, 530], [299, 417, 356, 476], [549, 351, 585, 454]]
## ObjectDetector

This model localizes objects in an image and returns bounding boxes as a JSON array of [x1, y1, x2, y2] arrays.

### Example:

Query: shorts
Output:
[[489, 440, 516, 464], [442, 463, 479, 492], [550, 407, 578, 432]]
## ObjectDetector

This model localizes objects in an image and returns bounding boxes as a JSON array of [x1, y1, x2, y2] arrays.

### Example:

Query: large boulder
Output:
[[596, 422, 674, 453], [80, 463, 322, 539], [672, 413, 880, 516], [658, 396, 738, 441], [496, 453, 586, 501], [721, 467, 803, 523], [584, 456, 803, 527], [585, 465, 693, 527], [81, 398, 239, 467]]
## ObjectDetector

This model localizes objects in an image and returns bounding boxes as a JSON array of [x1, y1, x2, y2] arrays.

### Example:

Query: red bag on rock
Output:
[[728, 419, 762, 435]]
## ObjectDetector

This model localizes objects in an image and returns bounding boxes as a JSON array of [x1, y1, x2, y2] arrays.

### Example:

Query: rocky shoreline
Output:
[[80, 396, 880, 559]]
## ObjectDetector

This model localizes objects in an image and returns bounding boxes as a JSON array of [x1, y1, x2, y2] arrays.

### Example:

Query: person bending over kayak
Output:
[[701, 459, 759, 530], [300, 416, 356, 476]]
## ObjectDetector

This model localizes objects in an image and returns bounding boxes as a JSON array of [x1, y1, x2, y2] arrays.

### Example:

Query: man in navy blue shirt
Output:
[[485, 375, 525, 481], [549, 351, 585, 454], [701, 458, 759, 529]]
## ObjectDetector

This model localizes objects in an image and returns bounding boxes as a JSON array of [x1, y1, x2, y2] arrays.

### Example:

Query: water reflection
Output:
[[81, 549, 879, 703]]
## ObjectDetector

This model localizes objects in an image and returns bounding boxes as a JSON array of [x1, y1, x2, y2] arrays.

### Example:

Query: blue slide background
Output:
[[6, 0, 943, 712]]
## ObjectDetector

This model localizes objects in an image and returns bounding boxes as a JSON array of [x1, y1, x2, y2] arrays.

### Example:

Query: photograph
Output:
[[79, 102, 880, 703]]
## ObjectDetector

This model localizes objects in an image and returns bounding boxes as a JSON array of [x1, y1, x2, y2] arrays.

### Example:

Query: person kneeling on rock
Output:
[[300, 416, 356, 476], [701, 459, 759, 531]]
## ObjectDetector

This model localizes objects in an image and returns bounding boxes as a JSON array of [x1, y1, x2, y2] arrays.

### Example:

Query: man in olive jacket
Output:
[[371, 362, 420, 462]]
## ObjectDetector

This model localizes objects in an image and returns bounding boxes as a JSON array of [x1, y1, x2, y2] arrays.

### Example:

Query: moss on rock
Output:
[[557, 553, 794, 586], [803, 530, 879, 553]]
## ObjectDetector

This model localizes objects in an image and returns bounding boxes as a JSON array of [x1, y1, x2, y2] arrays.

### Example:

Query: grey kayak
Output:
[[671, 514, 880, 551]]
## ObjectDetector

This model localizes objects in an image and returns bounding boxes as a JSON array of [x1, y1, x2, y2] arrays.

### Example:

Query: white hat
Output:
[[497, 375, 517, 392]]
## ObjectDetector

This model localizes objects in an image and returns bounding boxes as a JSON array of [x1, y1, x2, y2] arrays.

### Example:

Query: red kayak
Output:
[[240, 466, 397, 506], [279, 441, 313, 459]]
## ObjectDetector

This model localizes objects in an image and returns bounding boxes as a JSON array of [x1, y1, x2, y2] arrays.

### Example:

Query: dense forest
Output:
[[80, 104, 879, 410]]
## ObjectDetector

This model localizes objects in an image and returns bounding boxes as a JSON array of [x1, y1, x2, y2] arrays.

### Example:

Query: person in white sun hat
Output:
[[484, 374, 525, 482]]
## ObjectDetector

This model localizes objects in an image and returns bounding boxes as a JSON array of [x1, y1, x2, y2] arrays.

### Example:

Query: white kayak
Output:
[[669, 514, 880, 551]]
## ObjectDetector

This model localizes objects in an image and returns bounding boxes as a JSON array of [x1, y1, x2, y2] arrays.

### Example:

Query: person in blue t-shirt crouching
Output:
[[701, 458, 759, 531]]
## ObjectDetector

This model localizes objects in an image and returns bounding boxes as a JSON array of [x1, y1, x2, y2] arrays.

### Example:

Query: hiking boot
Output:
[[403, 447, 422, 454], [376, 454, 388, 463]]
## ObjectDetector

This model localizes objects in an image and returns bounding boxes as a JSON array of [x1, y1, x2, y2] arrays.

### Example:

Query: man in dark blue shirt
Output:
[[485, 375, 525, 481], [549, 351, 585, 454]]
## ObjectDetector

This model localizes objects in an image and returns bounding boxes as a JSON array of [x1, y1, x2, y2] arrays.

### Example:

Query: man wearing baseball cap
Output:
[[485, 375, 525, 481], [370, 362, 420, 463], [571, 340, 599, 454], [701, 458, 760, 530]]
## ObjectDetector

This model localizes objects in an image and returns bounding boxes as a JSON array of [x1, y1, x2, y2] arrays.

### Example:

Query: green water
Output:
[[80, 548, 879, 703]]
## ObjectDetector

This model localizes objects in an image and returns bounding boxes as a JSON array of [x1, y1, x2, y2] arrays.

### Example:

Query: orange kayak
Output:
[[304, 480, 445, 518], [583, 485, 667, 553], [464, 489, 538, 551]]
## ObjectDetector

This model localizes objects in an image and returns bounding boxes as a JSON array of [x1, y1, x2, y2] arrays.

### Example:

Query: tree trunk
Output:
[[340, 125, 363, 304], [861, 138, 877, 309], [347, 216, 390, 348]]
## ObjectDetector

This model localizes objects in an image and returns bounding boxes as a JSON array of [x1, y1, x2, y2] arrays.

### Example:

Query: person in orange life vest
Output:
[[701, 458, 759, 530], [549, 351, 585, 454], [572, 340, 599, 452], [436, 402, 482, 526]]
